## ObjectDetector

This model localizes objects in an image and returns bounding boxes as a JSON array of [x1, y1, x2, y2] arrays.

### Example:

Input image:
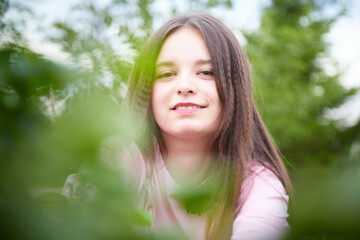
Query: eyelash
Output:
[[199, 70, 214, 76], [157, 72, 175, 79], [156, 70, 214, 79]]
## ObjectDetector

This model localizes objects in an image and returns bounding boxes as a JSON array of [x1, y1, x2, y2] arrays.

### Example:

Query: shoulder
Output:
[[232, 162, 289, 240], [100, 138, 149, 190], [99, 137, 143, 171], [240, 162, 289, 205], [62, 138, 150, 200]]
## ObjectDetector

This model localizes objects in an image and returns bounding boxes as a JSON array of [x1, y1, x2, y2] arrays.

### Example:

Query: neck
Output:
[[160, 133, 213, 188]]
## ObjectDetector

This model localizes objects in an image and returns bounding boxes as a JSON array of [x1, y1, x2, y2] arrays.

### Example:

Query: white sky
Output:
[[9, 0, 360, 125]]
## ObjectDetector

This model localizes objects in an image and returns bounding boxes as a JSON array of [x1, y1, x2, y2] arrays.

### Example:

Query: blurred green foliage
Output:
[[245, 0, 359, 166], [288, 160, 360, 239], [0, 0, 359, 239], [0, 0, 232, 239], [243, 1, 360, 238]]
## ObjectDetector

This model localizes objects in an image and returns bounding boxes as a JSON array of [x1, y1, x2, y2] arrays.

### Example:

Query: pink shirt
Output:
[[63, 141, 289, 240]]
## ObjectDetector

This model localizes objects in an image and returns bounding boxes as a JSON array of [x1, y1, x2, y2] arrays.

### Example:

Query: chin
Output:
[[170, 127, 214, 139]]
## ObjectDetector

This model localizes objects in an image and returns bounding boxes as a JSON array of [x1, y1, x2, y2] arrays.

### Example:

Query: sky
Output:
[[8, 0, 360, 125]]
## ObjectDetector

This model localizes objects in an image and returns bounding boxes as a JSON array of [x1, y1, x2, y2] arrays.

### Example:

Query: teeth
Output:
[[176, 105, 201, 110]]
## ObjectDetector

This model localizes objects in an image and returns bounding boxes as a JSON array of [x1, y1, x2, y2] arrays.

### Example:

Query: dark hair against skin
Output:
[[126, 14, 292, 240]]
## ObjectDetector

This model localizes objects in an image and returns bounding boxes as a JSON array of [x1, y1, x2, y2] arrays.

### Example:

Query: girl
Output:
[[124, 14, 291, 240], [63, 14, 291, 240]]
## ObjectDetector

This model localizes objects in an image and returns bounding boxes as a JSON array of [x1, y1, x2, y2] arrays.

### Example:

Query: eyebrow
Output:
[[155, 61, 174, 68], [155, 59, 212, 68]]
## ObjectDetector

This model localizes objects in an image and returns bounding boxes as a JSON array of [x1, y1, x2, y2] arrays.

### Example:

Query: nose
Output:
[[175, 74, 196, 95]]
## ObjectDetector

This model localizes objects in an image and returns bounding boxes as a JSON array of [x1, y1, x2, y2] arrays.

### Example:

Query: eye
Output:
[[157, 71, 175, 79], [199, 70, 214, 76]]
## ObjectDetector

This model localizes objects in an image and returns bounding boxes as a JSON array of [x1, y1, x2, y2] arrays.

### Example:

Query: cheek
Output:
[[208, 83, 221, 110]]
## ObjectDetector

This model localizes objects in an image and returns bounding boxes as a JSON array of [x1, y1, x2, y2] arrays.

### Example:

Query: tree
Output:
[[244, 0, 358, 166], [243, 1, 360, 238]]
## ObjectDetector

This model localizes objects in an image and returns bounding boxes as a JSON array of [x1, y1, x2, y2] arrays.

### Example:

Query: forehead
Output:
[[156, 28, 211, 64]]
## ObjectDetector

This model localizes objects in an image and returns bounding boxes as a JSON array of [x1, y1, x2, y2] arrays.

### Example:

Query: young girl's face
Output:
[[151, 28, 221, 141]]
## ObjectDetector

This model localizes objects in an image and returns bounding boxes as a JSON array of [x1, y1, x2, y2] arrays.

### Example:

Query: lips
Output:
[[171, 102, 206, 110], [170, 102, 206, 115]]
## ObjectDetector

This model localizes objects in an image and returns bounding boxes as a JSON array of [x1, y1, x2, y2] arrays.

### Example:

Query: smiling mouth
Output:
[[171, 103, 206, 114], [171, 102, 206, 111], [172, 105, 206, 110]]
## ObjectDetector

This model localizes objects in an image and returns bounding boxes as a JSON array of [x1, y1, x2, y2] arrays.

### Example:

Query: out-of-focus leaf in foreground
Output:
[[0, 43, 184, 239]]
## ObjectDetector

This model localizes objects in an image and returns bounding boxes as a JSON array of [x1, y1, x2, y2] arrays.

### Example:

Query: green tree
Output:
[[243, 0, 360, 239], [244, 0, 358, 166]]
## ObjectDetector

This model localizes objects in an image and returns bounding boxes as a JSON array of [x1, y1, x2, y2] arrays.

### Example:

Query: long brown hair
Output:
[[126, 13, 292, 240]]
